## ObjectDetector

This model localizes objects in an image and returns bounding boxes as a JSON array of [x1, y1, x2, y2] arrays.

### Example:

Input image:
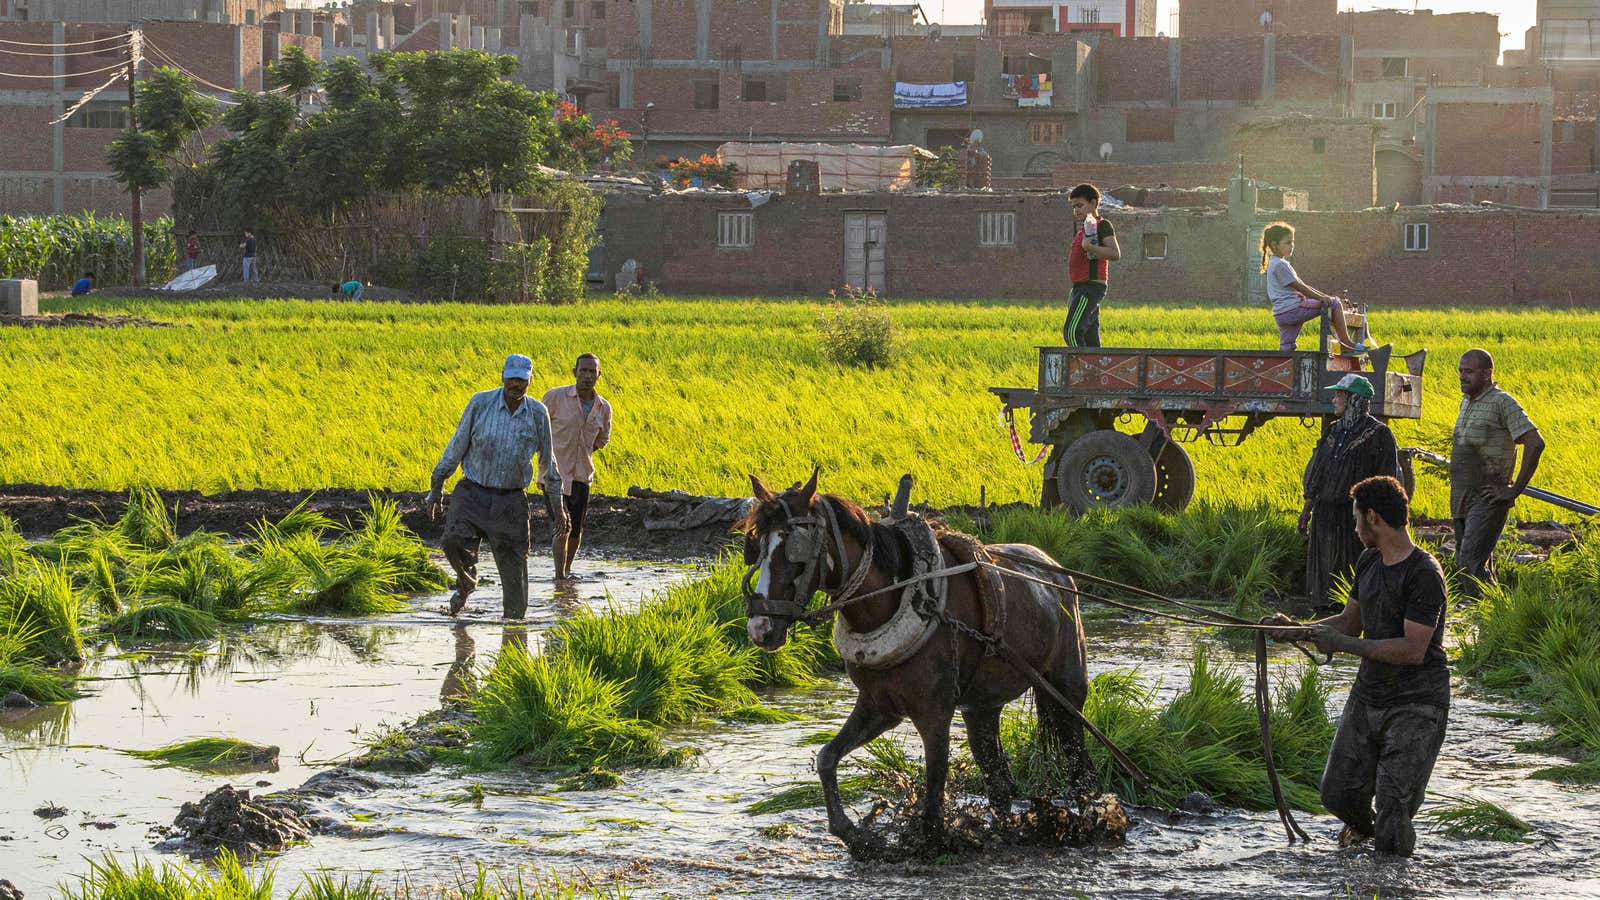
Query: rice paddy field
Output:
[[3, 295, 1597, 522]]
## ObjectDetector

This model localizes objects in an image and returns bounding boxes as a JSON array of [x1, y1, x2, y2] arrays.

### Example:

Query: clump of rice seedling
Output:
[[127, 736, 280, 770], [0, 619, 78, 702], [744, 737, 915, 815], [340, 495, 450, 593], [108, 601, 220, 641], [1003, 643, 1332, 812], [261, 531, 404, 615], [0, 558, 85, 662], [249, 496, 336, 546], [0, 513, 27, 576], [59, 850, 272, 900], [684, 551, 840, 688], [1418, 794, 1536, 842], [296, 873, 386, 900], [117, 483, 177, 550], [720, 704, 803, 724], [471, 646, 665, 770]]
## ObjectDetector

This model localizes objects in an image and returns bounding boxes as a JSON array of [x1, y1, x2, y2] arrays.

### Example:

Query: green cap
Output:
[[1327, 373, 1375, 399]]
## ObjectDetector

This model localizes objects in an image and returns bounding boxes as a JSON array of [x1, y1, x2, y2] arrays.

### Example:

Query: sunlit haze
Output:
[[929, 1, 1535, 59]]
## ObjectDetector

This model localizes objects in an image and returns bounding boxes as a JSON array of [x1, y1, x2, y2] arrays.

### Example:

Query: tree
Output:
[[550, 101, 633, 173], [266, 45, 323, 108]]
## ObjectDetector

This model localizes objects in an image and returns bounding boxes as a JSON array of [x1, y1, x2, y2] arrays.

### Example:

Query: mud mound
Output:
[[169, 785, 314, 860], [844, 792, 1128, 861], [0, 312, 171, 328]]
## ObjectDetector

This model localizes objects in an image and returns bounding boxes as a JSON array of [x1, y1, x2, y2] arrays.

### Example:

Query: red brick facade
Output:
[[1232, 119, 1377, 210], [1179, 0, 1338, 39]]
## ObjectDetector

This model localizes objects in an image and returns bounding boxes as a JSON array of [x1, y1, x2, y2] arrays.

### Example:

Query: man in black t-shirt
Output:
[[1269, 475, 1449, 856]]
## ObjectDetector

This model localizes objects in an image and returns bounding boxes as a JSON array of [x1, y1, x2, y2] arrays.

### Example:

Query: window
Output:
[[1381, 57, 1408, 78], [1002, 54, 1051, 76], [1403, 223, 1429, 252], [563, 0, 575, 18], [1024, 10, 1052, 33], [925, 128, 967, 151], [979, 212, 1016, 247], [693, 80, 720, 109], [606, 78, 620, 108], [1312, 137, 1326, 154], [1370, 102, 1398, 120], [244, 8, 255, 24], [833, 77, 862, 102], [1029, 120, 1064, 145], [63, 99, 128, 129], [952, 53, 974, 83], [591, 0, 605, 19], [718, 212, 753, 248], [1071, 6, 1101, 24], [1142, 233, 1168, 260], [519, 1, 542, 16], [742, 76, 784, 102]]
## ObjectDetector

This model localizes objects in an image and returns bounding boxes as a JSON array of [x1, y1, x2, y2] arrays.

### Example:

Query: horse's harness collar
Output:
[[744, 497, 870, 622]]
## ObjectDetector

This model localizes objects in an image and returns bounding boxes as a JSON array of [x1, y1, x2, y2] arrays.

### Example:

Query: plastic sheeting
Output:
[[717, 142, 937, 191], [893, 81, 967, 108]]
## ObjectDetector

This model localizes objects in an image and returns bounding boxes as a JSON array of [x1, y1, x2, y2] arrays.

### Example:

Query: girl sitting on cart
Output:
[[1261, 222, 1364, 353]]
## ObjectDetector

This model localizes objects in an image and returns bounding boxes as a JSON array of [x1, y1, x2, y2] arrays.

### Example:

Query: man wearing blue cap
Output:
[[426, 353, 567, 619]]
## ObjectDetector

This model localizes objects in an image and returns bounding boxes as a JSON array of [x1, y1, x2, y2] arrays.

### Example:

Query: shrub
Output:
[[816, 288, 896, 368]]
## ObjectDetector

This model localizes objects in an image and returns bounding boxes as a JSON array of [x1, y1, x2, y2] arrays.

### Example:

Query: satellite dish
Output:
[[969, 128, 984, 144], [1099, 142, 1114, 160]]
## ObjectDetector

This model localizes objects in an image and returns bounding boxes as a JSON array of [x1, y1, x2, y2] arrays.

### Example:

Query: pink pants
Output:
[[1273, 296, 1321, 352]]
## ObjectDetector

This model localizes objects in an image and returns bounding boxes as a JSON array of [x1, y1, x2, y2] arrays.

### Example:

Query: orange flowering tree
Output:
[[656, 153, 739, 188], [549, 100, 633, 173]]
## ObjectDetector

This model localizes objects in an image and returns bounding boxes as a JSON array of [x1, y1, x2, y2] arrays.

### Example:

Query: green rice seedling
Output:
[[744, 737, 913, 814], [108, 601, 220, 642], [339, 495, 450, 592], [127, 736, 280, 770], [294, 874, 386, 900], [1418, 794, 1536, 842], [452, 865, 632, 900], [744, 776, 875, 815], [0, 559, 85, 663], [117, 484, 177, 550], [0, 660, 78, 702], [0, 513, 26, 577], [470, 645, 665, 769], [59, 850, 273, 900], [720, 704, 804, 724], [263, 531, 404, 615], [249, 497, 336, 547], [1529, 755, 1600, 784]]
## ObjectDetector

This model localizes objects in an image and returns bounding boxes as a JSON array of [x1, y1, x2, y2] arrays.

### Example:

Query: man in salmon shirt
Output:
[[541, 353, 613, 581]]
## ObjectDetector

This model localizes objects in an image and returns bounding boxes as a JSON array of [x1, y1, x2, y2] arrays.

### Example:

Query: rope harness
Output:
[[743, 499, 1314, 843]]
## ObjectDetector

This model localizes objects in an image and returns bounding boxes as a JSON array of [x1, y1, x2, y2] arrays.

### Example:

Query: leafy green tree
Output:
[[266, 46, 323, 107]]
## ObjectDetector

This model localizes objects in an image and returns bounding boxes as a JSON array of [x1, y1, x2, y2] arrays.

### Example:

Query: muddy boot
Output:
[[447, 567, 478, 616], [1338, 825, 1372, 848]]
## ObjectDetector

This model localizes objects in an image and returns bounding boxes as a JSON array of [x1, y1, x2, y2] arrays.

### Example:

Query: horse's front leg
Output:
[[818, 701, 900, 842], [911, 706, 953, 846]]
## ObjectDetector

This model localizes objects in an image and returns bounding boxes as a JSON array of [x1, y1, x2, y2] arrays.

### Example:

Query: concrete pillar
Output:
[[1, 280, 40, 318], [51, 21, 64, 214], [486, 26, 502, 51], [472, 25, 485, 50], [368, 11, 380, 48], [323, 20, 336, 50], [382, 11, 395, 50], [234, 23, 245, 88], [1261, 34, 1276, 102], [440, 14, 453, 50]]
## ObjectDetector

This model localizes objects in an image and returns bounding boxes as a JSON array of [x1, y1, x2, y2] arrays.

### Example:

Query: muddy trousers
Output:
[[1320, 695, 1448, 856], [1064, 281, 1106, 348], [440, 480, 531, 619], [1453, 493, 1512, 599]]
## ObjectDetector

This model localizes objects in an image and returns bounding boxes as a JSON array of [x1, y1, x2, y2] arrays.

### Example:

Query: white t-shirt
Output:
[[1265, 255, 1304, 315]]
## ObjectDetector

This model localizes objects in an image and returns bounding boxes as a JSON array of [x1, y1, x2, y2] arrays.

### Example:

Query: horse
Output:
[[741, 471, 1092, 848]]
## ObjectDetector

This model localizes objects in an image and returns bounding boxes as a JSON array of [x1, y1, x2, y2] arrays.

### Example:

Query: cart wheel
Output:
[[1147, 432, 1196, 513], [1057, 430, 1157, 513], [1040, 443, 1065, 510]]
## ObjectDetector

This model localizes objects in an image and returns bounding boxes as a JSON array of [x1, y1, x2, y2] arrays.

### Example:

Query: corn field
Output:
[[0, 213, 177, 290]]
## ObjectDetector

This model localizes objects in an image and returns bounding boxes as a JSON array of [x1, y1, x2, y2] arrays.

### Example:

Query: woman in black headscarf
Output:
[[1299, 374, 1402, 608]]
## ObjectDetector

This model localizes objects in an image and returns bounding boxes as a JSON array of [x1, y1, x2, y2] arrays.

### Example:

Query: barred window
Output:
[[979, 211, 1016, 247], [718, 212, 753, 248], [1403, 223, 1429, 252]]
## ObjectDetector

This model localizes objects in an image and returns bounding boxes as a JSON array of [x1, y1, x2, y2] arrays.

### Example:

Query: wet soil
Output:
[[0, 485, 741, 561]]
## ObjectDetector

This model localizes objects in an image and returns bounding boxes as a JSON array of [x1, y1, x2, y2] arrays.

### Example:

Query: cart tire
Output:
[[1041, 444, 1065, 510], [1056, 430, 1157, 513], [1147, 433, 1196, 513]]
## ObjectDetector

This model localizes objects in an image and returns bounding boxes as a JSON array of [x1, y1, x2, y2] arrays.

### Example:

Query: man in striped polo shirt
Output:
[[426, 353, 567, 619]]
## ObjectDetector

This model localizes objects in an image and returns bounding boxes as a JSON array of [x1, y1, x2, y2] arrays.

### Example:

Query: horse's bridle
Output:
[[742, 496, 872, 623]]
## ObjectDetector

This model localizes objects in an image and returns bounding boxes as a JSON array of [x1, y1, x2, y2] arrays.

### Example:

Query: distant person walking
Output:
[[240, 229, 259, 283], [70, 271, 94, 297], [1450, 349, 1544, 596], [1298, 374, 1401, 608], [1065, 183, 1120, 347], [184, 229, 200, 272], [426, 353, 567, 619], [541, 353, 612, 581]]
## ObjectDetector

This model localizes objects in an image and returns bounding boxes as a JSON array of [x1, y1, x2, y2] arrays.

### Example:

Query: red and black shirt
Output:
[[1068, 218, 1114, 285]]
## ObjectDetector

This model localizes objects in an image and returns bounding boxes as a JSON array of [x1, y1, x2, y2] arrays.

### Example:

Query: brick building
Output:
[[600, 182, 1600, 306], [1178, 0, 1338, 39], [985, 0, 1159, 38], [1421, 86, 1554, 207], [0, 20, 312, 215]]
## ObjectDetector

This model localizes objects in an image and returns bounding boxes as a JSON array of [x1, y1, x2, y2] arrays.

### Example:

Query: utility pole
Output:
[[127, 28, 144, 286]]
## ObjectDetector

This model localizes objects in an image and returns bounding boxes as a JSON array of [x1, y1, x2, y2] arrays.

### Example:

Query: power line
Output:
[[144, 35, 291, 99], [0, 56, 130, 79], [0, 32, 134, 48], [49, 68, 126, 125], [0, 38, 132, 57]]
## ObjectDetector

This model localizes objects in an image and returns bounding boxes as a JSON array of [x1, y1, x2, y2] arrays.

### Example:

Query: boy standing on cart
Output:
[[1065, 183, 1121, 348]]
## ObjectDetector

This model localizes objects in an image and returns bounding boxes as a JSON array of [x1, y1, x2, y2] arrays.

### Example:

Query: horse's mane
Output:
[[742, 491, 912, 581]]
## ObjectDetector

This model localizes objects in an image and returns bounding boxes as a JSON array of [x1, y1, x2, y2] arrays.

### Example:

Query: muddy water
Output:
[[6, 560, 1600, 898]]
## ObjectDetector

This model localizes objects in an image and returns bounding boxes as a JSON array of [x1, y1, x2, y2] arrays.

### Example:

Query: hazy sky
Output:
[[927, 1, 1536, 58]]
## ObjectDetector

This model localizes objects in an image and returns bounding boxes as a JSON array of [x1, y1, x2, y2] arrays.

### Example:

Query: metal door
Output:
[[1245, 222, 1266, 305], [843, 212, 887, 292]]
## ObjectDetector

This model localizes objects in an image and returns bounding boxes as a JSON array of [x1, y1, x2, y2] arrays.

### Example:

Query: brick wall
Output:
[[1124, 108, 1177, 143], [603, 191, 1600, 306], [1553, 118, 1597, 177], [1180, 0, 1337, 39], [1179, 38, 1264, 103], [1232, 120, 1376, 209], [617, 67, 893, 140], [141, 21, 256, 91], [1094, 37, 1171, 102], [1274, 35, 1344, 104], [1431, 102, 1544, 177], [1050, 161, 1234, 188], [1350, 10, 1499, 62]]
